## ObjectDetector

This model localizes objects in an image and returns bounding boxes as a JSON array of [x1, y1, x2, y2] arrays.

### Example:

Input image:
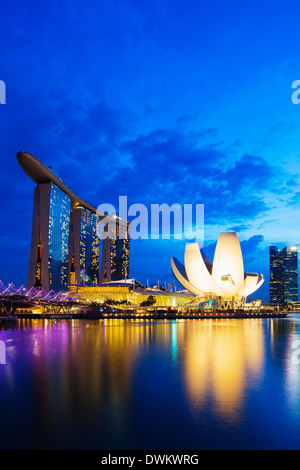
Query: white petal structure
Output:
[[171, 232, 264, 302]]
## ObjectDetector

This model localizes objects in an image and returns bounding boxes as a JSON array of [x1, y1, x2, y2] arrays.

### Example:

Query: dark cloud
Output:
[[229, 224, 250, 232], [108, 129, 275, 228], [240, 235, 264, 265]]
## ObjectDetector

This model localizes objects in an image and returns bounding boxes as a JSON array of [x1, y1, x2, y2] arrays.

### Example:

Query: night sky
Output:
[[1, 0, 300, 301]]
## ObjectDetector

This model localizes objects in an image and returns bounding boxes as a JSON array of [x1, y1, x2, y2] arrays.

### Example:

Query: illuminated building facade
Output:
[[270, 245, 298, 305], [18, 151, 130, 291], [171, 232, 264, 308], [269, 246, 284, 305], [77, 281, 194, 307], [99, 219, 130, 283], [28, 182, 71, 291], [68, 207, 99, 285], [283, 246, 298, 302]]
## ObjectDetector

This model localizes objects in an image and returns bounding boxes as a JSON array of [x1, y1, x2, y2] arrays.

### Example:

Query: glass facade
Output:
[[270, 245, 298, 305], [110, 223, 130, 281], [107, 222, 130, 281], [28, 183, 128, 291], [283, 246, 298, 303], [269, 246, 284, 305], [79, 208, 99, 284], [99, 219, 130, 283], [48, 183, 71, 291]]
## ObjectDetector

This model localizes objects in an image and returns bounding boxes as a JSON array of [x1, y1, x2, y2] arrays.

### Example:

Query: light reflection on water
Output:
[[178, 319, 264, 421], [0, 316, 300, 449]]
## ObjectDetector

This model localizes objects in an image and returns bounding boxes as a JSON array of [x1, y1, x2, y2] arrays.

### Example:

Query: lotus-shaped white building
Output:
[[171, 232, 264, 306]]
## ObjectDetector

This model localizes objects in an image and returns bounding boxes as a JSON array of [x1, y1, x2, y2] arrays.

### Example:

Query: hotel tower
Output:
[[17, 152, 130, 291]]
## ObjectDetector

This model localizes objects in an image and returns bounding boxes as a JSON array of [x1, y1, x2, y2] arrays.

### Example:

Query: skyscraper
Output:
[[28, 182, 71, 291], [18, 151, 130, 291], [68, 207, 99, 285], [270, 245, 298, 305], [269, 246, 284, 305], [99, 216, 130, 283], [282, 246, 298, 303]]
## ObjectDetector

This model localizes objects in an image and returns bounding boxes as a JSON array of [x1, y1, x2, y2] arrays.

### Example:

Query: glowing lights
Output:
[[171, 232, 264, 303]]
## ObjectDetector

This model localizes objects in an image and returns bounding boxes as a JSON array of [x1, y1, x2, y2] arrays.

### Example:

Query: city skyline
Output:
[[16, 150, 300, 303], [1, 1, 300, 302], [8, 149, 300, 301]]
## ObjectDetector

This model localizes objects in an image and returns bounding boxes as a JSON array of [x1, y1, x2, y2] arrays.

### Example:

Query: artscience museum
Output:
[[171, 232, 264, 308]]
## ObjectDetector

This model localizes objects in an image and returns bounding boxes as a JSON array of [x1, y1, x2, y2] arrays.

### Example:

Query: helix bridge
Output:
[[0, 281, 88, 317]]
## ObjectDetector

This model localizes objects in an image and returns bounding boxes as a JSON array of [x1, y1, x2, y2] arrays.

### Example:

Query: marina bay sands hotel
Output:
[[17, 152, 130, 292]]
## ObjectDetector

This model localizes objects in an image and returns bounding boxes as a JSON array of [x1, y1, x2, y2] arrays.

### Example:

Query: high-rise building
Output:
[[17, 151, 130, 291], [269, 246, 284, 305], [99, 216, 130, 283], [282, 246, 298, 303], [27, 181, 71, 291], [68, 207, 99, 285], [269, 245, 298, 305]]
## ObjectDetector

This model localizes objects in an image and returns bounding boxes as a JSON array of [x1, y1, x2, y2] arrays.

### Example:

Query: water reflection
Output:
[[0, 317, 300, 449], [1, 319, 265, 419], [174, 319, 264, 421]]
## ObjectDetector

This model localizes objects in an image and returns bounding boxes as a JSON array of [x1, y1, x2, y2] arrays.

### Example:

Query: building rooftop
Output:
[[17, 151, 129, 226]]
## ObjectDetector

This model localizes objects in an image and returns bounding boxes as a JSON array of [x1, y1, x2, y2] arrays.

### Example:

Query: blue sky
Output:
[[1, 0, 300, 301]]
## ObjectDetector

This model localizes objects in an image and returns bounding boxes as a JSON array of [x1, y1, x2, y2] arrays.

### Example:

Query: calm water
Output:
[[1, 316, 300, 450]]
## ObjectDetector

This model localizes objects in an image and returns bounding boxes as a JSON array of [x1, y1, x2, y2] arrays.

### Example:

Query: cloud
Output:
[[240, 235, 264, 265], [229, 224, 250, 232], [287, 192, 300, 206], [110, 129, 275, 228]]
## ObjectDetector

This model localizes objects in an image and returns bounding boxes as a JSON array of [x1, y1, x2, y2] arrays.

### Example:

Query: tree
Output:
[[103, 298, 131, 306], [140, 295, 157, 307], [90, 301, 102, 307]]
